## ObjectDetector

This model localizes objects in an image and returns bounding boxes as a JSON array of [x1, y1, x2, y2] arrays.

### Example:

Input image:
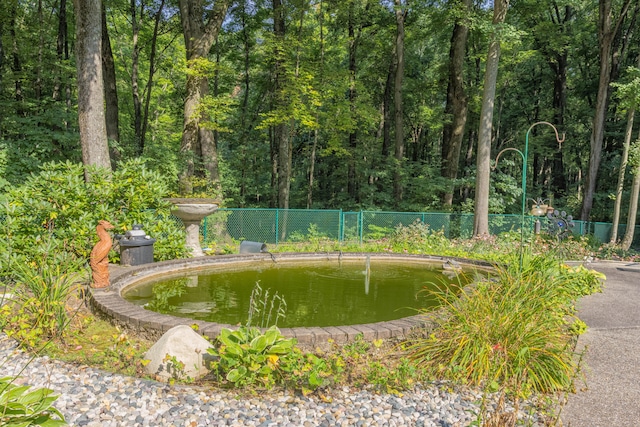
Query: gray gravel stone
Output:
[[0, 334, 548, 426]]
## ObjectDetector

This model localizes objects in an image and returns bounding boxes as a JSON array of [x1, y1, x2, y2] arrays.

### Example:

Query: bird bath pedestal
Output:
[[166, 198, 219, 257]]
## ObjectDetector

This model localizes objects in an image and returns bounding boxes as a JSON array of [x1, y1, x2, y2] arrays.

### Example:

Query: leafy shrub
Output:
[[390, 220, 451, 253], [4, 159, 188, 266]]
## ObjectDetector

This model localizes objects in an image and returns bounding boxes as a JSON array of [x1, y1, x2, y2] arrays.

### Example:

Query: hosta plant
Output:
[[208, 326, 296, 387], [0, 376, 67, 426]]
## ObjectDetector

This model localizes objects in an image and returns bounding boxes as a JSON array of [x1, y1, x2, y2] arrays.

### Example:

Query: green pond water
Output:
[[123, 259, 475, 328]]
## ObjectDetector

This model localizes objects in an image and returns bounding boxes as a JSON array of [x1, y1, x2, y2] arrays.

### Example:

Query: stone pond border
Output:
[[90, 253, 493, 348]]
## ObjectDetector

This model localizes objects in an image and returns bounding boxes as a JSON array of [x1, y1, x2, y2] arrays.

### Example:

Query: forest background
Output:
[[2, 0, 640, 244]]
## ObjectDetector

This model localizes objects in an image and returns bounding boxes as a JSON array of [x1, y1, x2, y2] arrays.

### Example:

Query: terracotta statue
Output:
[[90, 220, 114, 288]]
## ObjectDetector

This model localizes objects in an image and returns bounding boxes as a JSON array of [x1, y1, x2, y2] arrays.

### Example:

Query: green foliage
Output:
[[366, 358, 420, 395], [408, 251, 604, 395], [208, 326, 297, 388], [0, 233, 83, 347], [4, 267, 80, 346], [0, 376, 67, 427], [286, 224, 332, 250], [389, 220, 451, 253], [629, 138, 640, 172], [366, 224, 394, 241], [39, 316, 152, 378], [611, 66, 640, 111], [162, 353, 190, 385], [4, 159, 188, 265]]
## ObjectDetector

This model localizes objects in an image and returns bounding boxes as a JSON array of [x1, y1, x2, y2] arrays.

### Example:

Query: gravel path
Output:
[[0, 335, 546, 427]]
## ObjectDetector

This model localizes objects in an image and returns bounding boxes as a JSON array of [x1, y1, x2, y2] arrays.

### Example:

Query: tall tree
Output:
[[9, 1, 24, 114], [621, 139, 640, 250], [580, 0, 634, 220], [178, 0, 232, 195], [441, 0, 472, 207], [131, 0, 143, 154], [74, 0, 111, 178], [53, 0, 68, 102], [271, 0, 291, 209], [473, 0, 509, 237], [102, 2, 120, 162], [140, 0, 167, 155], [611, 55, 640, 244], [547, 2, 572, 198], [393, 0, 407, 206], [609, 107, 634, 243], [347, 0, 360, 203]]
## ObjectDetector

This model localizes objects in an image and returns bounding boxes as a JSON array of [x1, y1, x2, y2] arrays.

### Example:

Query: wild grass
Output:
[[408, 250, 604, 397]]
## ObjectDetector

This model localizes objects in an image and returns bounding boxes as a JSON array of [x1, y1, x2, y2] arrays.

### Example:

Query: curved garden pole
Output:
[[493, 121, 565, 268]]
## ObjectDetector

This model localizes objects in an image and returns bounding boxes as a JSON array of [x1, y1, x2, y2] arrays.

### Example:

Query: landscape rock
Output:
[[144, 325, 213, 382]]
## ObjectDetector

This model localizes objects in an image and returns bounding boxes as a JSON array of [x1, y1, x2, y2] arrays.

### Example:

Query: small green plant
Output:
[[390, 220, 451, 253], [365, 358, 420, 394], [0, 376, 67, 426], [208, 326, 297, 388], [162, 354, 191, 385], [366, 224, 394, 240], [246, 282, 287, 328]]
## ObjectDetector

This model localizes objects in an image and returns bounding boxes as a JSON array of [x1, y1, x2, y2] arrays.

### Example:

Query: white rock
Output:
[[144, 325, 213, 382]]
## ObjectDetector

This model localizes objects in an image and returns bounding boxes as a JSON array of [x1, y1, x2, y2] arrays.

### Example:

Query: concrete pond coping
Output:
[[90, 252, 493, 348]]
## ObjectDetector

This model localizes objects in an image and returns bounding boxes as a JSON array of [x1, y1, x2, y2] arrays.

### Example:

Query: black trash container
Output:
[[239, 241, 267, 254], [116, 225, 156, 266]]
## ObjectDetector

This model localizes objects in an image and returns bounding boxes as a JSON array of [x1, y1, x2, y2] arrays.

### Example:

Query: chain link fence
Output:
[[197, 209, 640, 247]]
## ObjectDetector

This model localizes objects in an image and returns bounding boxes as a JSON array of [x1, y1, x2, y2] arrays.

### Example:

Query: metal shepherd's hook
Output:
[[491, 121, 565, 269]]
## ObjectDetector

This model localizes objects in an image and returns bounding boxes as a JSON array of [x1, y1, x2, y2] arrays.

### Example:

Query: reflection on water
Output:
[[123, 260, 478, 328]]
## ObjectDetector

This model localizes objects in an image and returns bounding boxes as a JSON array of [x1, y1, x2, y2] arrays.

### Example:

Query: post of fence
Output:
[[339, 209, 344, 242], [359, 211, 364, 245], [275, 209, 279, 246], [203, 216, 208, 246]]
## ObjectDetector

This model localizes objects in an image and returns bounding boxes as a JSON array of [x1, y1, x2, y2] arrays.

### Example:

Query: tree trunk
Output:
[[307, 129, 318, 208], [178, 0, 230, 195], [549, 4, 572, 197], [307, 0, 324, 209], [53, 0, 68, 103], [610, 107, 635, 244], [580, 0, 633, 220], [9, 3, 24, 115], [141, 0, 166, 155], [74, 0, 111, 179], [393, 0, 406, 207], [131, 0, 143, 155], [473, 0, 509, 237], [550, 46, 568, 197], [0, 19, 3, 92], [271, 0, 291, 209], [381, 54, 394, 158], [36, 0, 43, 100], [621, 143, 640, 250], [347, 1, 359, 203], [102, 3, 120, 162], [441, 0, 471, 207]]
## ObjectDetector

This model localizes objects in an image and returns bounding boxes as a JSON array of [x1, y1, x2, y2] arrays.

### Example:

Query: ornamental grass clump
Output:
[[0, 236, 84, 348], [408, 251, 604, 395]]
